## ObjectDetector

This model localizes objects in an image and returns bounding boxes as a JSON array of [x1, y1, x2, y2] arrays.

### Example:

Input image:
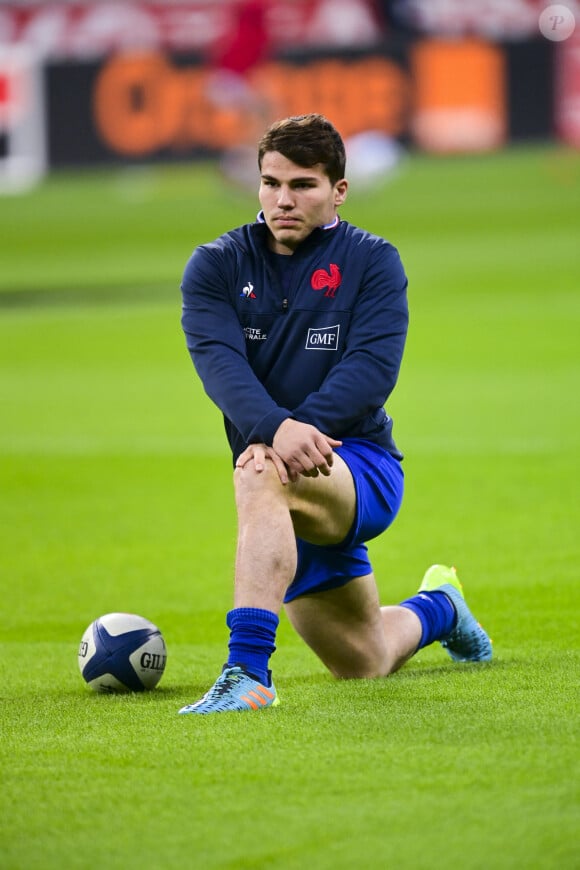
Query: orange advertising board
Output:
[[411, 39, 507, 152], [93, 52, 411, 157]]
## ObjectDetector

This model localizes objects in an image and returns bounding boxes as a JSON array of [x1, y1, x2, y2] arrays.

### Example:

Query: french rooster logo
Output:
[[311, 264, 341, 298], [240, 281, 256, 299]]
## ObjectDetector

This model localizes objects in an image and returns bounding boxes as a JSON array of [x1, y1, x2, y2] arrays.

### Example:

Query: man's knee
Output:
[[234, 459, 287, 506], [326, 644, 390, 680], [297, 637, 389, 679]]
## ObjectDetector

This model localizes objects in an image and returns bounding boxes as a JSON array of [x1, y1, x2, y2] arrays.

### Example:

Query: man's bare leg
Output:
[[285, 575, 422, 678], [233, 460, 298, 612]]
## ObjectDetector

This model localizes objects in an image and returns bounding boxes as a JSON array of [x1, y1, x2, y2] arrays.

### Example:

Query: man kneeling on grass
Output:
[[178, 113, 492, 714]]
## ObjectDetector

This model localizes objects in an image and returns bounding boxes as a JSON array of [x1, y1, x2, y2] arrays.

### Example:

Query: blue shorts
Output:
[[283, 438, 404, 603]]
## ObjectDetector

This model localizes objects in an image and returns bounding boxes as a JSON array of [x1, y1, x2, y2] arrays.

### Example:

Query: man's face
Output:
[[259, 151, 348, 255]]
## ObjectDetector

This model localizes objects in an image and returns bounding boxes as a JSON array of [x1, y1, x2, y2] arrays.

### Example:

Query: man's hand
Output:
[[235, 443, 290, 484], [272, 418, 342, 481]]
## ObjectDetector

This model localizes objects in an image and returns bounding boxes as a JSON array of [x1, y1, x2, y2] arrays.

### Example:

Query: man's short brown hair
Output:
[[258, 114, 346, 185]]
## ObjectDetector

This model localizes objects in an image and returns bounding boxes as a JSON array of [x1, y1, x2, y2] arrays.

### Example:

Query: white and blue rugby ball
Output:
[[78, 612, 167, 692]]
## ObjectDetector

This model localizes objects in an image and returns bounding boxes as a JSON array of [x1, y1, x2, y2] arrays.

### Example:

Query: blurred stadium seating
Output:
[[0, 0, 578, 192]]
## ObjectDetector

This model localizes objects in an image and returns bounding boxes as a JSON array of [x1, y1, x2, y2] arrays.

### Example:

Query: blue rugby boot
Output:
[[419, 564, 492, 662], [179, 665, 279, 715]]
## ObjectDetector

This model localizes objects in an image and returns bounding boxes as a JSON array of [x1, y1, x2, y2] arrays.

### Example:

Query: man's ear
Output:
[[334, 178, 348, 206]]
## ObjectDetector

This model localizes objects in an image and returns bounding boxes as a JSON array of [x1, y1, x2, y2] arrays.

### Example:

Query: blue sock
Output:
[[399, 591, 457, 650], [226, 607, 279, 686]]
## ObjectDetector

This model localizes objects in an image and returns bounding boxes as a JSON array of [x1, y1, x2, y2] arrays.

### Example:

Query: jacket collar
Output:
[[256, 211, 340, 231]]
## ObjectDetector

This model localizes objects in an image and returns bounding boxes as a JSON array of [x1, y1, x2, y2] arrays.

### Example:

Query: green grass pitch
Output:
[[1, 146, 579, 869]]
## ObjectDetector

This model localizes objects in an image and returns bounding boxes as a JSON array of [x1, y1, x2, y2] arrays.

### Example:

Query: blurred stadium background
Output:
[[0, 0, 578, 196]]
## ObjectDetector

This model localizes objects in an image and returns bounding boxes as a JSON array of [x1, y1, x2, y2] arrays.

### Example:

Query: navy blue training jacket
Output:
[[181, 216, 408, 462]]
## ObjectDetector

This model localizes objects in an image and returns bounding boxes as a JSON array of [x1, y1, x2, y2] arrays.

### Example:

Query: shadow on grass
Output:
[[0, 283, 175, 309], [278, 658, 502, 690]]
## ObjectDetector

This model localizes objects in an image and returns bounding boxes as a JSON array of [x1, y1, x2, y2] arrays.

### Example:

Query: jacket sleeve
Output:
[[291, 242, 408, 434], [181, 244, 291, 446]]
